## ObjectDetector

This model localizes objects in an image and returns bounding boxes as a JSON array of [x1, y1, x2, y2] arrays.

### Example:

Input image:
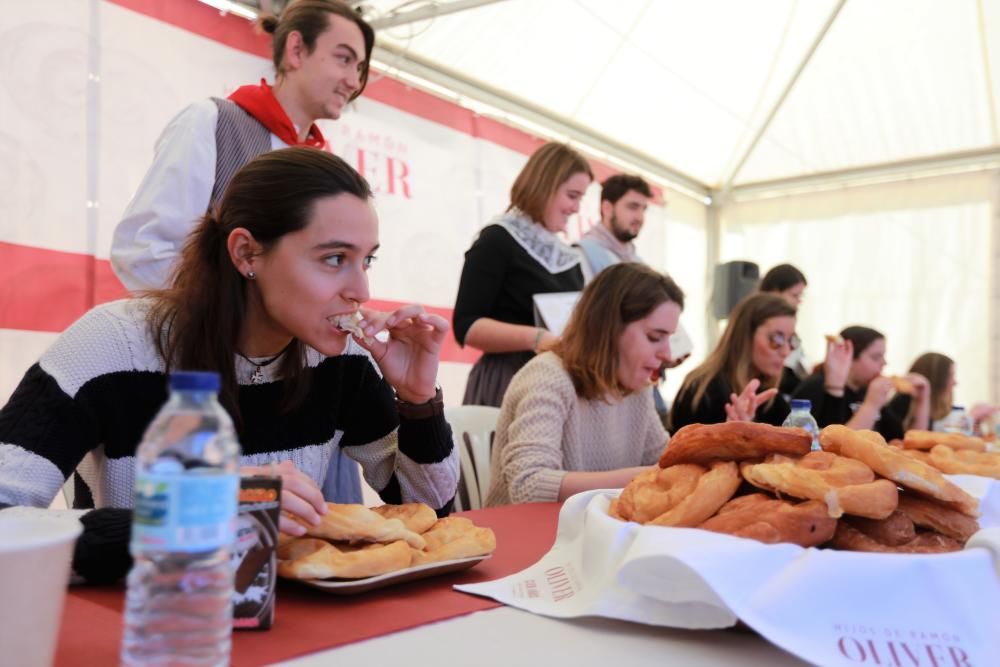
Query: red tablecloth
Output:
[[54, 502, 560, 666]]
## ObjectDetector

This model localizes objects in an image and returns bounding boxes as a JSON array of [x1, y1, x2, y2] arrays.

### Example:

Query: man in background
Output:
[[578, 174, 651, 277], [577, 174, 689, 424]]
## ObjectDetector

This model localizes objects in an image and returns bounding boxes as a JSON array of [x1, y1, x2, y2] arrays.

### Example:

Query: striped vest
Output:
[[209, 98, 273, 206]]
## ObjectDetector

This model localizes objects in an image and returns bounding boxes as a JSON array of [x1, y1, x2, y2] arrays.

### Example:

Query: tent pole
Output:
[[729, 147, 1000, 200], [721, 0, 847, 191], [370, 41, 709, 199], [991, 170, 1000, 407], [976, 0, 999, 143], [704, 198, 722, 349]]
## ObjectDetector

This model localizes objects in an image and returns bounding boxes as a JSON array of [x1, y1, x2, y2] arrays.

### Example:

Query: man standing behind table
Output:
[[108, 0, 374, 502], [111, 0, 373, 290], [577, 174, 689, 424], [578, 174, 651, 277]]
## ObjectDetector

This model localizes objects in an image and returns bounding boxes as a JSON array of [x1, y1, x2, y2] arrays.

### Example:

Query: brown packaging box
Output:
[[232, 476, 281, 630]]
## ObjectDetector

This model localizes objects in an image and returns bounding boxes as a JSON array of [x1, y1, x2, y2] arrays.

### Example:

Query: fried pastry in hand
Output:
[[659, 422, 811, 468], [830, 522, 962, 554], [371, 503, 438, 534], [700, 495, 837, 547], [293, 503, 427, 549], [410, 517, 496, 566], [277, 538, 413, 579], [890, 376, 915, 395], [819, 425, 979, 517], [741, 452, 898, 519]]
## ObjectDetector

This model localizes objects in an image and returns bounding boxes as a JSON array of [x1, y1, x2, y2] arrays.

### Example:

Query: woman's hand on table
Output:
[[725, 378, 778, 423], [357, 305, 449, 404], [241, 460, 327, 536]]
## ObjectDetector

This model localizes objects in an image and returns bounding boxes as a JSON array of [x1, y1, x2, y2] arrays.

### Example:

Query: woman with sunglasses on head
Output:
[[792, 326, 930, 441], [453, 142, 593, 407], [486, 263, 682, 506], [0, 148, 459, 535], [668, 293, 797, 433]]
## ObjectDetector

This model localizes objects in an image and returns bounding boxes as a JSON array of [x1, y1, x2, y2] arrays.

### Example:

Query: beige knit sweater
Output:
[[485, 352, 668, 506]]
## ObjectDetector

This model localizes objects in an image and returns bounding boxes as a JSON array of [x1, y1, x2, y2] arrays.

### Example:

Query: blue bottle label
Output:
[[132, 472, 239, 552]]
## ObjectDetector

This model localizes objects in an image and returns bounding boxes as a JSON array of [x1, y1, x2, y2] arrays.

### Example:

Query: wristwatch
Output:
[[395, 385, 444, 419]]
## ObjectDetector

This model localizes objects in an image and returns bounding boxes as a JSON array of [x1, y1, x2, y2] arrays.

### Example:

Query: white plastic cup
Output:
[[0, 516, 82, 667]]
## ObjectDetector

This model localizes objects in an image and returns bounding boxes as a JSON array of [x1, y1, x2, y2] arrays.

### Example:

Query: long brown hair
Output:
[[261, 0, 375, 101], [677, 292, 796, 412], [555, 263, 684, 401], [509, 142, 593, 224], [146, 147, 372, 423], [910, 352, 955, 422]]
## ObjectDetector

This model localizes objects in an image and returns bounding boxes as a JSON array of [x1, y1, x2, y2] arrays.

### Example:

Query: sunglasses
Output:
[[766, 331, 800, 351]]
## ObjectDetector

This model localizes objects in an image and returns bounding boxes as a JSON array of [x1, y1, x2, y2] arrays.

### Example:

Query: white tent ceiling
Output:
[[356, 0, 1000, 197]]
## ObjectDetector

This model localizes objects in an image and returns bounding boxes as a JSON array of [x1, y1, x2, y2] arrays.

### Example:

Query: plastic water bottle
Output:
[[783, 399, 821, 451], [121, 371, 241, 667], [941, 405, 973, 436]]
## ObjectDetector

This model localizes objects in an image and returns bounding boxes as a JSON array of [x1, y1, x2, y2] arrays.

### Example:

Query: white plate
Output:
[[293, 555, 491, 595]]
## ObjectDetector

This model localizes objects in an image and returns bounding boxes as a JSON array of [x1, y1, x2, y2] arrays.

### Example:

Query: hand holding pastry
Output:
[[862, 376, 894, 411], [241, 460, 327, 536], [356, 305, 449, 404]]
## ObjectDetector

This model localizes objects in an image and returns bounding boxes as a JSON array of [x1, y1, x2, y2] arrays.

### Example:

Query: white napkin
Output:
[[458, 481, 1000, 667]]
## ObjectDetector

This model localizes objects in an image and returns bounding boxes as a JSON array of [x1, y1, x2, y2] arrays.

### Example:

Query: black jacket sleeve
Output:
[[669, 376, 729, 433], [452, 225, 511, 345], [792, 373, 852, 428]]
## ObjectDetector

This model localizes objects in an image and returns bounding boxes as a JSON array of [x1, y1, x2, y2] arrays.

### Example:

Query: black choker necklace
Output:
[[237, 343, 292, 385]]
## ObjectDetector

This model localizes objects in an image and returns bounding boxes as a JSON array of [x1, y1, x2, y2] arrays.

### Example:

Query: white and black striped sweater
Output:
[[0, 300, 459, 512]]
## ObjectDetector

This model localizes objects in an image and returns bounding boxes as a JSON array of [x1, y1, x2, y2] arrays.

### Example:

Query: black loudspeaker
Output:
[[711, 261, 760, 319]]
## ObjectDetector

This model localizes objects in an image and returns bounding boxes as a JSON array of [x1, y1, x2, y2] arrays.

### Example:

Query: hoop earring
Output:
[[247, 271, 256, 280]]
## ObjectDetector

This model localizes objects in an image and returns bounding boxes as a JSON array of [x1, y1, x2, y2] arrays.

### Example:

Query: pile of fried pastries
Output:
[[277, 502, 497, 580], [609, 422, 982, 553], [892, 430, 1000, 480]]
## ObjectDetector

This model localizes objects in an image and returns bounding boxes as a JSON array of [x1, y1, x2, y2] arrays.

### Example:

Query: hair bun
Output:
[[258, 14, 279, 34]]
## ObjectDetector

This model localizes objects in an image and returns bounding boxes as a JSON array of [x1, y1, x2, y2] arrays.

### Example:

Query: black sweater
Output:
[[669, 375, 790, 434], [452, 224, 584, 345], [0, 299, 459, 511], [792, 372, 906, 442]]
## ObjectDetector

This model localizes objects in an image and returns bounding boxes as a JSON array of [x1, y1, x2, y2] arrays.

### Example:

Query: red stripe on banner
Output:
[[103, 0, 664, 202], [105, 0, 272, 58], [0, 243, 128, 332], [0, 242, 478, 364]]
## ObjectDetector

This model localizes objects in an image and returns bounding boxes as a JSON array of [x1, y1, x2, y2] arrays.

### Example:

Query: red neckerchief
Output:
[[227, 79, 325, 148]]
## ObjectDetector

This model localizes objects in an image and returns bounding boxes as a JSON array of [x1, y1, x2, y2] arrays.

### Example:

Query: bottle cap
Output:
[[790, 399, 812, 410], [169, 371, 221, 392]]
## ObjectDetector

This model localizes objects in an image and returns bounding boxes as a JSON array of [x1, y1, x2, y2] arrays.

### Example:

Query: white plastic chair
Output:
[[444, 405, 500, 511]]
